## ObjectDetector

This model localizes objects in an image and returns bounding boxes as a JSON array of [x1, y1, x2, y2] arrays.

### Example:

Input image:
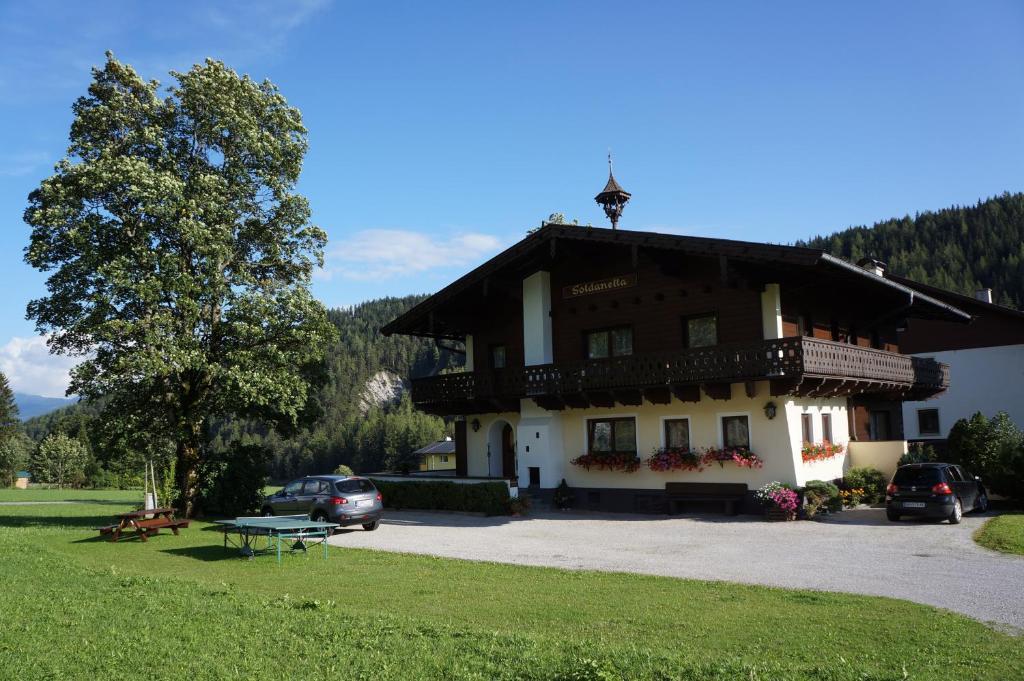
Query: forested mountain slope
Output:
[[24, 295, 461, 479], [799, 192, 1024, 309]]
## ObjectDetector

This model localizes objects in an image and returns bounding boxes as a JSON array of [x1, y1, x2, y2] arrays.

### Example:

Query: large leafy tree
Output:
[[24, 54, 336, 515], [31, 432, 88, 488]]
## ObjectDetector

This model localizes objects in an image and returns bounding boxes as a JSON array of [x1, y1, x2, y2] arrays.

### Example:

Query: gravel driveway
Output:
[[329, 507, 1024, 630]]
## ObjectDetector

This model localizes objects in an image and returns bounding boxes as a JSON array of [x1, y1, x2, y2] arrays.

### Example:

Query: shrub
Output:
[[802, 480, 841, 517], [947, 411, 1024, 501], [333, 464, 355, 476], [844, 467, 888, 504], [199, 443, 271, 517], [900, 442, 936, 466], [370, 479, 511, 516]]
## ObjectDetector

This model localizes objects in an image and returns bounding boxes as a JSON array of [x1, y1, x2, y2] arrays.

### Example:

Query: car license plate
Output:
[[903, 502, 926, 508], [356, 500, 372, 508]]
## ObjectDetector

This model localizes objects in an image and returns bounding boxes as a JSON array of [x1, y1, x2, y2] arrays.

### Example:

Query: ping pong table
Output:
[[215, 515, 338, 563]]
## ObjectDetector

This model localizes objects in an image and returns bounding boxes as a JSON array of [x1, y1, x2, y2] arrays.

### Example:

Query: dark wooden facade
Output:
[[383, 225, 967, 417]]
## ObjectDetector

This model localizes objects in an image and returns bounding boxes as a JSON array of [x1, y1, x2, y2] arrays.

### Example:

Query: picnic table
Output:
[[96, 507, 190, 542], [214, 515, 338, 563]]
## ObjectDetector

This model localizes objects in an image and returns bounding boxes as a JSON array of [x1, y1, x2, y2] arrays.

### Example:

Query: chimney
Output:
[[975, 288, 993, 304], [856, 257, 887, 277]]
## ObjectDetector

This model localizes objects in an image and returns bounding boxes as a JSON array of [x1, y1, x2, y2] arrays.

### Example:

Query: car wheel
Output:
[[362, 520, 380, 531], [311, 511, 334, 535], [949, 498, 963, 525], [974, 492, 989, 513], [886, 510, 901, 522], [261, 507, 274, 517]]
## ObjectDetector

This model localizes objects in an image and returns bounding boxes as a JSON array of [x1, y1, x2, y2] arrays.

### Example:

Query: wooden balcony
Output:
[[411, 337, 949, 415]]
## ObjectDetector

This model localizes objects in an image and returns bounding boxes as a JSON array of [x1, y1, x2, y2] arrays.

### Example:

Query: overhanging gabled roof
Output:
[[382, 224, 970, 338]]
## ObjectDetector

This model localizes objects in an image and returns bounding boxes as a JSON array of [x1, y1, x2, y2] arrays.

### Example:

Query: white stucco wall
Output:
[[901, 344, 1024, 438], [462, 384, 852, 490], [522, 271, 553, 365], [761, 283, 782, 340]]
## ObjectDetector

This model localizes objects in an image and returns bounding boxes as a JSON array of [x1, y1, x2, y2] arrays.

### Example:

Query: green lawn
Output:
[[974, 512, 1024, 556], [1, 491, 1021, 680]]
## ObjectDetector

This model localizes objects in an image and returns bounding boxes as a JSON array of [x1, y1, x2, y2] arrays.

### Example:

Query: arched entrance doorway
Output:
[[487, 420, 516, 479]]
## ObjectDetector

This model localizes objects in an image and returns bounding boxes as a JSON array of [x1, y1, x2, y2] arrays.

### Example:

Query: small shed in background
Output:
[[14, 471, 31, 489], [415, 438, 456, 472]]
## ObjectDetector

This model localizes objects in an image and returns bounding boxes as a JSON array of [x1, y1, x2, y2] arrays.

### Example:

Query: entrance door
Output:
[[501, 424, 516, 479]]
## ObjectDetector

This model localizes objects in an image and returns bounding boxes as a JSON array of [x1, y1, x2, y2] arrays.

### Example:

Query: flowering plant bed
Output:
[[756, 481, 799, 520], [701, 447, 764, 469], [646, 447, 704, 472], [570, 452, 641, 472], [801, 441, 845, 463]]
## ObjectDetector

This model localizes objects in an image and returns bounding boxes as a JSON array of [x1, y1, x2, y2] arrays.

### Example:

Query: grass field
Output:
[[1, 489, 1022, 680], [974, 512, 1024, 556]]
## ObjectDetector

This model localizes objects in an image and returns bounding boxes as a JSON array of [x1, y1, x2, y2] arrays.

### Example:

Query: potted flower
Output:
[[755, 481, 799, 521], [701, 447, 764, 469], [646, 446, 703, 472]]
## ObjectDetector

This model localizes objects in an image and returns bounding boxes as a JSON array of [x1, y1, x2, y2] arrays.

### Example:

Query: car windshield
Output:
[[893, 468, 942, 486], [335, 479, 375, 494]]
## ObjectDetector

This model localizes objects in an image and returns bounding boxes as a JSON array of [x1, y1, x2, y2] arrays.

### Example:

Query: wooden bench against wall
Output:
[[665, 482, 748, 516]]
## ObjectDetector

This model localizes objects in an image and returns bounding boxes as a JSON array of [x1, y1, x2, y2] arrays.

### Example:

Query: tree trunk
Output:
[[175, 422, 204, 518]]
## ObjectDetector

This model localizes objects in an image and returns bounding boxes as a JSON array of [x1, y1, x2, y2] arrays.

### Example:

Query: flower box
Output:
[[701, 447, 764, 469], [801, 441, 845, 463], [570, 452, 640, 472], [766, 507, 797, 522], [646, 447, 704, 472]]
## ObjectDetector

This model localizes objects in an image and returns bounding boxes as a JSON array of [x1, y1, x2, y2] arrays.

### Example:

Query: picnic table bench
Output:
[[96, 507, 189, 542], [666, 482, 747, 515]]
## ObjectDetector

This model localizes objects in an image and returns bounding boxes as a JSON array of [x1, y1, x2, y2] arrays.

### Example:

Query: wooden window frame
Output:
[[800, 413, 814, 444], [583, 325, 634, 360], [917, 408, 940, 436], [682, 312, 719, 349], [821, 413, 833, 443], [662, 417, 691, 450], [719, 413, 751, 449], [490, 344, 507, 369], [586, 417, 638, 454]]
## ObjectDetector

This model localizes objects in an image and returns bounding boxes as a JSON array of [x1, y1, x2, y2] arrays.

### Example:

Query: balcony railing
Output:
[[411, 336, 949, 412]]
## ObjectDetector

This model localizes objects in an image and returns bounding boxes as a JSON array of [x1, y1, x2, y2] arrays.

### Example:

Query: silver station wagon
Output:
[[262, 475, 383, 531]]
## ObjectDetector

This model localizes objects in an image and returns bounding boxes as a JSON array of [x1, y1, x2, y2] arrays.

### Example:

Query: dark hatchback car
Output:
[[885, 463, 989, 524], [262, 475, 383, 531]]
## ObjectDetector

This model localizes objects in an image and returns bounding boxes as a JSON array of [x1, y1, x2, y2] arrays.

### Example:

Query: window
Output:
[[303, 480, 327, 495], [917, 408, 940, 436], [821, 413, 833, 443], [335, 479, 375, 494], [491, 345, 507, 369], [870, 330, 882, 350], [664, 418, 690, 450], [870, 410, 891, 440], [439, 455, 450, 463], [946, 466, 963, 482], [283, 480, 304, 496], [684, 314, 718, 348], [799, 314, 814, 338], [585, 327, 633, 359], [721, 415, 750, 449], [801, 413, 814, 444], [588, 417, 637, 454]]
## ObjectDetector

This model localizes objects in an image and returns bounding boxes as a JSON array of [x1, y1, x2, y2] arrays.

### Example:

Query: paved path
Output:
[[329, 507, 1024, 630]]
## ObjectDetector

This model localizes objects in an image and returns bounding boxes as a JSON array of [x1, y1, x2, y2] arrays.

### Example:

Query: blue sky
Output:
[[1, 0, 1023, 396]]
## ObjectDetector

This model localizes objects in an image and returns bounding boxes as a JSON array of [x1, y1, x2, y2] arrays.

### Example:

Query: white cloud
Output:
[[0, 335, 80, 398], [320, 229, 505, 281], [0, 150, 51, 177]]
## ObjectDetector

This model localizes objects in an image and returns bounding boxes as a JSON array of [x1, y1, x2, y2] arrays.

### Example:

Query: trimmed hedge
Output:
[[370, 479, 511, 516]]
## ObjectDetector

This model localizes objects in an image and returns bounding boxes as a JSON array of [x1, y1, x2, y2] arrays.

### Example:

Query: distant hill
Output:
[[799, 192, 1024, 309], [14, 392, 77, 420]]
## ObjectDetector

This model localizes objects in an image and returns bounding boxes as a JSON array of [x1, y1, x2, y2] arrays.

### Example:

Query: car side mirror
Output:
[[975, 475, 982, 481]]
